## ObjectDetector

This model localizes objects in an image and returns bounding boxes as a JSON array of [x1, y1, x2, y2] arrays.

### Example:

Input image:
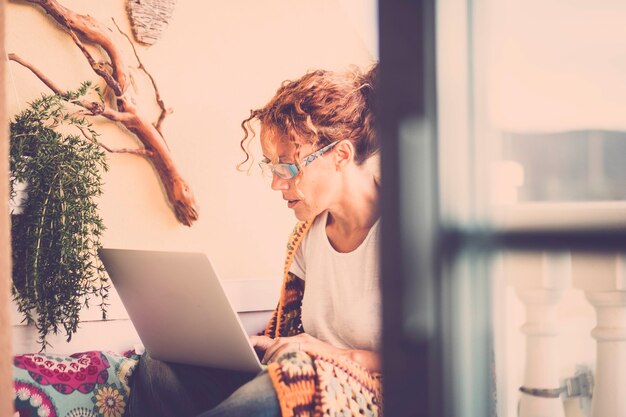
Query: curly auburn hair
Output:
[[238, 64, 379, 174]]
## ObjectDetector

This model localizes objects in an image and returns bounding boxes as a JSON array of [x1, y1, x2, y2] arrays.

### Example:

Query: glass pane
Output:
[[437, 2, 626, 417], [485, 0, 626, 210], [438, 0, 626, 229], [502, 131, 626, 202]]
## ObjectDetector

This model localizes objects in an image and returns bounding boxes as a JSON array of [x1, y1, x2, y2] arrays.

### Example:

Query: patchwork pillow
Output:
[[13, 350, 140, 417]]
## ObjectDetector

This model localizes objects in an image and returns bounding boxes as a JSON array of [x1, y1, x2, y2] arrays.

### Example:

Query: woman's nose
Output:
[[271, 174, 289, 190]]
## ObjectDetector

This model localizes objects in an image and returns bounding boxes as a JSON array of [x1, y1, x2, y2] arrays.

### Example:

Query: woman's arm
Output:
[[250, 334, 381, 373]]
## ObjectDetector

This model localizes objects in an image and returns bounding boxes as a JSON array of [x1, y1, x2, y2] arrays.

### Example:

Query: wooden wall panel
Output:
[[0, 1, 16, 415]]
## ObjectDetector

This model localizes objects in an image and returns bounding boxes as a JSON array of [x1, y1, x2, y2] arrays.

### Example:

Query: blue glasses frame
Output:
[[259, 141, 340, 180]]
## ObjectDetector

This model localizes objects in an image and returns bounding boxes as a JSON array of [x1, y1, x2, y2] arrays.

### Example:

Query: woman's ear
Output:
[[334, 140, 355, 170]]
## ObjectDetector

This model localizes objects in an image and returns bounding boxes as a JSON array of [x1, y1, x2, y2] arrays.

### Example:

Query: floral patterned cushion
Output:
[[12, 350, 140, 417]]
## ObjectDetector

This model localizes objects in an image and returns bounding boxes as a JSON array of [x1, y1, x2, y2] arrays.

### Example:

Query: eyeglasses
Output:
[[259, 141, 340, 180]]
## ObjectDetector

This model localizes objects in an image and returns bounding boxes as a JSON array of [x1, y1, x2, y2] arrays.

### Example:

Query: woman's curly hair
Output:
[[238, 64, 379, 174]]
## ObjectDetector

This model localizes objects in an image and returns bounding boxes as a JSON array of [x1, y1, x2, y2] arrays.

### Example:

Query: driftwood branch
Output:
[[12, 0, 199, 226], [75, 125, 154, 157], [9, 54, 127, 121], [67, 29, 123, 96], [8, 53, 64, 95], [21, 0, 129, 93], [112, 18, 172, 136], [98, 144, 155, 157]]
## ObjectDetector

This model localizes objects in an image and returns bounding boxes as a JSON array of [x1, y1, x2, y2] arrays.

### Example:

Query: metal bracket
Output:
[[519, 365, 594, 399], [519, 386, 564, 398], [562, 365, 594, 400], [519, 365, 594, 417]]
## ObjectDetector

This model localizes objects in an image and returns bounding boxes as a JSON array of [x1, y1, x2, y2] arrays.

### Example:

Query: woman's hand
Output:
[[250, 333, 381, 373], [249, 335, 274, 357]]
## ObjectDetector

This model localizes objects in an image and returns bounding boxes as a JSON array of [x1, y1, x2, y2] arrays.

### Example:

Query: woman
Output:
[[128, 64, 382, 417]]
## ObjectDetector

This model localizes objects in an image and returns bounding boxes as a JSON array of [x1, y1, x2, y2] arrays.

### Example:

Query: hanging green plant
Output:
[[10, 81, 109, 350]]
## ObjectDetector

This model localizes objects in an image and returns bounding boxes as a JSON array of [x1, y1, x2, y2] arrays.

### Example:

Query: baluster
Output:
[[572, 254, 626, 417], [505, 252, 570, 417]]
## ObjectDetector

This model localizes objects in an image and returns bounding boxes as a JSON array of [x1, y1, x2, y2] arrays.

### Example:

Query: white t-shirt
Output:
[[289, 211, 381, 351]]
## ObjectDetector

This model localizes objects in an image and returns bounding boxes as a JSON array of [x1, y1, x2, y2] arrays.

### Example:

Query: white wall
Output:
[[6, 0, 378, 353]]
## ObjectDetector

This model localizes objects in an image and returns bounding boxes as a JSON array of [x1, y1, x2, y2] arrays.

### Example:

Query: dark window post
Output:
[[379, 1, 443, 416]]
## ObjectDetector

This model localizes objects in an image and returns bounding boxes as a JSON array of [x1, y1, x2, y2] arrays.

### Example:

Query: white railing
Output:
[[503, 251, 626, 417], [493, 202, 626, 417], [572, 255, 626, 417]]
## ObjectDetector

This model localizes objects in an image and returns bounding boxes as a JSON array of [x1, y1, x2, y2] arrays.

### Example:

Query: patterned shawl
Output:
[[263, 221, 383, 417]]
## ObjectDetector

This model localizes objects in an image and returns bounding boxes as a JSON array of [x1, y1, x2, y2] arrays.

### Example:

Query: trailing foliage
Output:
[[10, 82, 109, 350]]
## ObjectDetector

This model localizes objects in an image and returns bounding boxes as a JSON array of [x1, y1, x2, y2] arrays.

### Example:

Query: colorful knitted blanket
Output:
[[263, 221, 384, 417]]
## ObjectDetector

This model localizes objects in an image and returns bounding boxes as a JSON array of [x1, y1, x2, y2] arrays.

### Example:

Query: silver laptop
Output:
[[98, 248, 265, 372]]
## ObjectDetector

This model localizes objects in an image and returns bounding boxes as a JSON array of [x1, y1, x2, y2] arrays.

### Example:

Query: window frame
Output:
[[378, 1, 626, 416]]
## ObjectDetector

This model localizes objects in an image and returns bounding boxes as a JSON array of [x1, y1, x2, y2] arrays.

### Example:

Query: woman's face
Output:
[[260, 127, 339, 221]]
